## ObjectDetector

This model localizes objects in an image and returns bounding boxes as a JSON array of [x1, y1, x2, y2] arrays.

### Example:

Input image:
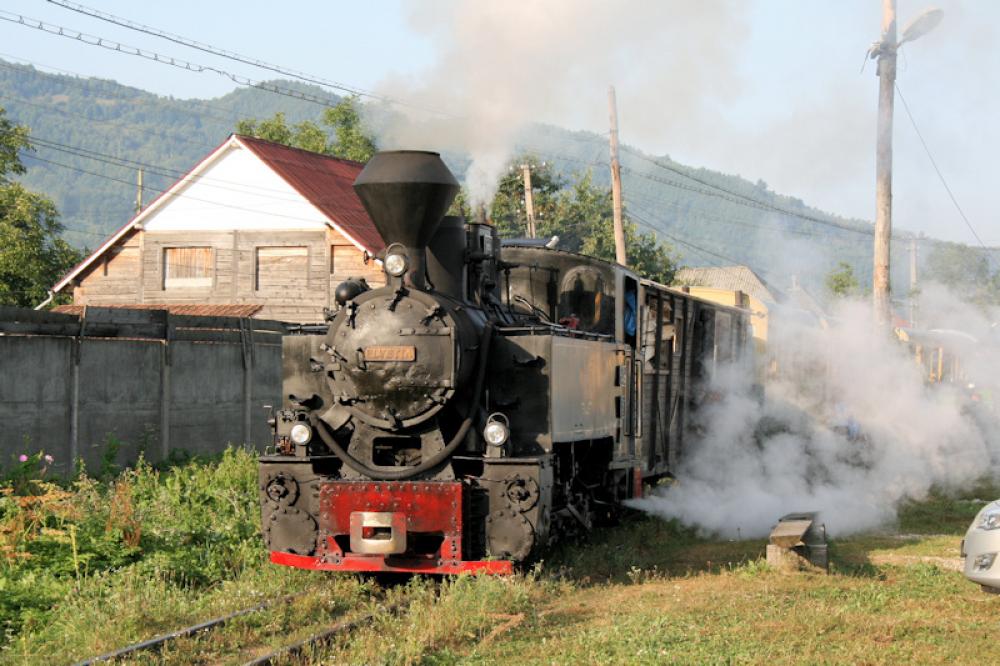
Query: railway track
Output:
[[71, 596, 290, 666], [71, 594, 408, 665], [243, 601, 406, 666]]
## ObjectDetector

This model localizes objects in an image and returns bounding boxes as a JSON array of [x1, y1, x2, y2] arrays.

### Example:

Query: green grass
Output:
[[314, 481, 1000, 665], [2, 452, 998, 665], [0, 447, 307, 662]]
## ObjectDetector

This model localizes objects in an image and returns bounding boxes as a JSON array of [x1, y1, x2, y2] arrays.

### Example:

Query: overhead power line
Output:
[[15, 133, 357, 204], [6, 8, 945, 249], [894, 83, 986, 249], [20, 152, 347, 229], [627, 203, 744, 266], [619, 144, 877, 237], [20, 131, 599, 209], [0, 54, 252, 124], [620, 165, 870, 241], [0, 11, 343, 109], [47, 0, 453, 118], [0, 15, 891, 245]]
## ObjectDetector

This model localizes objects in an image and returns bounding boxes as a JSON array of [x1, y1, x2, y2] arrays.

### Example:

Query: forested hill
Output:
[[0, 58, 915, 292], [0, 59, 334, 248]]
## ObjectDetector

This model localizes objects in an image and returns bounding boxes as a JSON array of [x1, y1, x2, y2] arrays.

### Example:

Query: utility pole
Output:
[[909, 236, 918, 326], [607, 85, 627, 266], [135, 168, 144, 214], [520, 163, 536, 239], [872, 0, 897, 326]]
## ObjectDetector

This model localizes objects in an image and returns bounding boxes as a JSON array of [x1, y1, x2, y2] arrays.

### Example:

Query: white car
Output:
[[962, 499, 1000, 593]]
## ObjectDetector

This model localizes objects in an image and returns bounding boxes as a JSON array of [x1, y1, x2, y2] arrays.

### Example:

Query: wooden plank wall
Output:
[[72, 226, 386, 323]]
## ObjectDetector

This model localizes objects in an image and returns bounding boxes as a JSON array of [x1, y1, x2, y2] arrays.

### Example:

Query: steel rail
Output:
[[242, 601, 407, 666], [72, 596, 292, 665]]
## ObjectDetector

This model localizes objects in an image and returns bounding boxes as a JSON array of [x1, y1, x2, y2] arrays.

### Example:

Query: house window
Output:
[[256, 246, 308, 291], [163, 247, 213, 289]]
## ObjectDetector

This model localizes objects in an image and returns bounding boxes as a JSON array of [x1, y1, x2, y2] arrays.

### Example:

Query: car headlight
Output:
[[979, 511, 1000, 531], [290, 423, 312, 445], [974, 552, 997, 571], [384, 252, 408, 277], [483, 415, 509, 446]]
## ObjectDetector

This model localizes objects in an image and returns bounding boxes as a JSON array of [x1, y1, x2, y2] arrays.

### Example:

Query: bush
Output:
[[0, 447, 262, 642]]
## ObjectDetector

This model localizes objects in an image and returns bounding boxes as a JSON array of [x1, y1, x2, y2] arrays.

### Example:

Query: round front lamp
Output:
[[289, 423, 312, 445], [483, 413, 510, 447], [384, 252, 408, 277]]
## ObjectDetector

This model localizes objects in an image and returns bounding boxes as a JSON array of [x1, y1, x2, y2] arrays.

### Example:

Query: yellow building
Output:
[[674, 266, 828, 383]]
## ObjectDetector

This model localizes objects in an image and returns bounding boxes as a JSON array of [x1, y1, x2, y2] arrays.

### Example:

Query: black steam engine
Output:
[[259, 150, 752, 574]]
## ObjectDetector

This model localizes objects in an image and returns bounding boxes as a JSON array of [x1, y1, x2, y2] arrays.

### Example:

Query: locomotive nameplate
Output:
[[364, 345, 417, 362]]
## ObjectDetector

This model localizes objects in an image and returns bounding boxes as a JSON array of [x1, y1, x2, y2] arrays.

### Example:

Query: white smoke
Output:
[[630, 289, 1000, 538], [368, 0, 747, 204]]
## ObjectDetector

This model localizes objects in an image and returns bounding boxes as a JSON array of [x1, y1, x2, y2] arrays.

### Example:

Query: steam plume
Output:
[[368, 0, 746, 204], [630, 287, 1000, 538]]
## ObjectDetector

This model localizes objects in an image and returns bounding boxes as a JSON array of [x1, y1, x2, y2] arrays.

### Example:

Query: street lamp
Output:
[[899, 8, 944, 46]]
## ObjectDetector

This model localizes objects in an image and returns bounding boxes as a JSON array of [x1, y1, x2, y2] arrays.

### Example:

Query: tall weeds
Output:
[[0, 446, 262, 644]]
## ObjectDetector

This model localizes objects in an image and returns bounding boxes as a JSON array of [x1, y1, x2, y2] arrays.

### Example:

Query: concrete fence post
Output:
[[160, 313, 172, 460], [69, 337, 80, 467], [241, 318, 254, 447]]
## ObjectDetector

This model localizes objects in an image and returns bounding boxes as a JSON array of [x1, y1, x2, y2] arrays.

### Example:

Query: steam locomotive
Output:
[[259, 151, 752, 574]]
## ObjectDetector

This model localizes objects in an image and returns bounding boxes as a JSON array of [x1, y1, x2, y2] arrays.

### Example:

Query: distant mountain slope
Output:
[[0, 60, 337, 248], [0, 59, 918, 293]]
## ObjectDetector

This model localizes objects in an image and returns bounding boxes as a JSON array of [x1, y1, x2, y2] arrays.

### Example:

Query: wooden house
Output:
[[50, 135, 385, 323]]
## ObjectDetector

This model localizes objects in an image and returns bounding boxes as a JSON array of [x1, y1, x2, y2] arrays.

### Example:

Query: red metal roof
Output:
[[238, 136, 383, 254], [53, 304, 264, 318]]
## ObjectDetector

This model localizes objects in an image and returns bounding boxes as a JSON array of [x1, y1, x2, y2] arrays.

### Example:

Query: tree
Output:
[[321, 98, 377, 163], [486, 164, 679, 283], [825, 261, 860, 298], [236, 111, 329, 153], [545, 171, 678, 284], [923, 241, 999, 305], [485, 156, 563, 239], [236, 97, 377, 162], [924, 241, 991, 288], [0, 107, 83, 307]]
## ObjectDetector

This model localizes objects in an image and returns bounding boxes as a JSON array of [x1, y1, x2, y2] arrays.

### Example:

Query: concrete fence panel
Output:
[[0, 335, 73, 465], [0, 306, 285, 474]]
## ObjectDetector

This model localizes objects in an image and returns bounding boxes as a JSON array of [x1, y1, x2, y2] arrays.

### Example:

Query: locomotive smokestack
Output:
[[354, 151, 460, 289]]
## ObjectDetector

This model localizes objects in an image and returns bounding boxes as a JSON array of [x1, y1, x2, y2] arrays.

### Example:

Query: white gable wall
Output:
[[142, 143, 329, 232]]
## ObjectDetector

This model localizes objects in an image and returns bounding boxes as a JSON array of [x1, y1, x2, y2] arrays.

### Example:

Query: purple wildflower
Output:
[[18, 454, 28, 463]]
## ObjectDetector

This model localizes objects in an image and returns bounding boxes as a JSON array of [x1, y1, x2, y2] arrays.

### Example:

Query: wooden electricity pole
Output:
[[608, 86, 627, 266], [872, 0, 897, 326], [909, 236, 918, 326], [520, 163, 536, 238], [135, 168, 144, 214]]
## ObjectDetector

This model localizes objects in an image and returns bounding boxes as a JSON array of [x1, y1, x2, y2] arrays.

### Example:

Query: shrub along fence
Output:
[[0, 306, 284, 473]]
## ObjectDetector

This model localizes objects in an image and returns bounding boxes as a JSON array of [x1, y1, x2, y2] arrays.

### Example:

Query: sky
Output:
[[0, 0, 997, 245]]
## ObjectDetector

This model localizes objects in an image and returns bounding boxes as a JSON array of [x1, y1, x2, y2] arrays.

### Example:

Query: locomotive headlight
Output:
[[484, 422, 508, 446], [483, 413, 510, 446], [289, 423, 312, 445], [384, 252, 408, 277]]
